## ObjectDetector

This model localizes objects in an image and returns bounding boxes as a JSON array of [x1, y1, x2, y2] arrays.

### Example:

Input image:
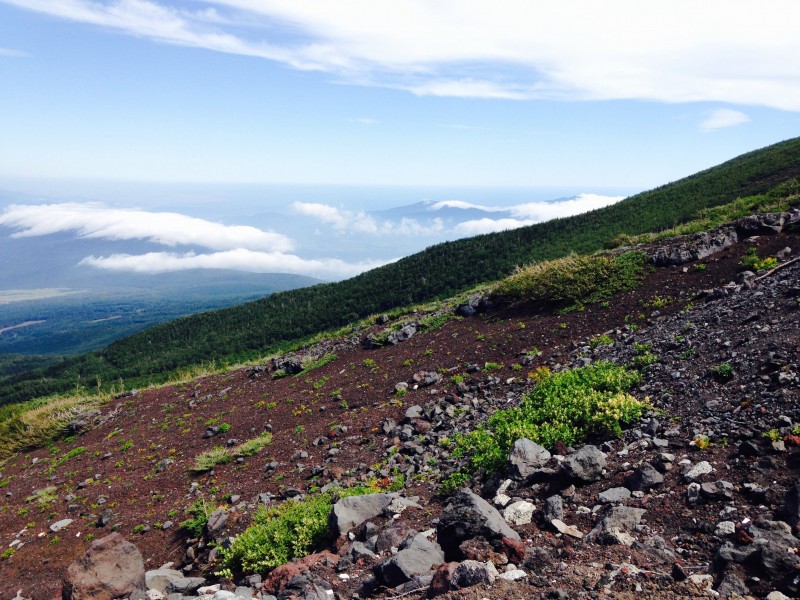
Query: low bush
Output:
[[445, 362, 648, 490], [297, 353, 338, 376], [219, 480, 401, 576], [492, 251, 647, 311]]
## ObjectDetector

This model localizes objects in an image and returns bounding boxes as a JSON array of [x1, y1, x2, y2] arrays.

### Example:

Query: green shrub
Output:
[[445, 362, 647, 489], [492, 251, 646, 311], [590, 334, 613, 349], [26, 486, 57, 508], [711, 363, 734, 382], [418, 313, 460, 332], [47, 446, 87, 473], [297, 353, 337, 376], [181, 498, 213, 537], [219, 486, 378, 575]]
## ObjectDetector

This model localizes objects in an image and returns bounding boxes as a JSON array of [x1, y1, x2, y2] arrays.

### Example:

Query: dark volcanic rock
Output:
[[437, 488, 520, 560]]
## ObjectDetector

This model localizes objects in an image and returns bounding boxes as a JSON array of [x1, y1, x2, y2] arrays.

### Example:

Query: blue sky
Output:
[[0, 1, 799, 280], [1, 1, 798, 188]]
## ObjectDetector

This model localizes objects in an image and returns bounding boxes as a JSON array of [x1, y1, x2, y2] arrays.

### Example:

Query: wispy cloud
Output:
[[510, 194, 625, 220], [455, 218, 532, 236], [454, 193, 625, 235], [430, 200, 499, 211], [0, 202, 293, 251], [79, 249, 390, 278], [292, 202, 378, 233], [699, 108, 750, 132], [292, 202, 444, 236], [3, 0, 799, 109], [0, 46, 28, 57], [348, 117, 378, 125], [0, 202, 385, 279]]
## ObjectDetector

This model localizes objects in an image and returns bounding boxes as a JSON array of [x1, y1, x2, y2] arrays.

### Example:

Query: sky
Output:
[[0, 1, 799, 280]]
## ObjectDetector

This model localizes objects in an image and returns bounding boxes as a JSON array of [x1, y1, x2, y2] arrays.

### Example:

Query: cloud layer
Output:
[[0, 202, 384, 279], [4, 0, 799, 110], [292, 202, 445, 236], [79, 250, 388, 278], [0, 202, 293, 251], [0, 193, 624, 277], [295, 193, 625, 237]]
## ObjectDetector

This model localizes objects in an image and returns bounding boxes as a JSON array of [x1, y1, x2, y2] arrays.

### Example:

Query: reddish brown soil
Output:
[[0, 232, 794, 599]]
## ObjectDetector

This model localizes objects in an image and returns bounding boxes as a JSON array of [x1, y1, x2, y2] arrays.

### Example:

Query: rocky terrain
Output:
[[1, 213, 799, 600]]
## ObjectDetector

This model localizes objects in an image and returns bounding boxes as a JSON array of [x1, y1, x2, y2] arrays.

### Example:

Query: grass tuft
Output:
[[492, 251, 647, 311]]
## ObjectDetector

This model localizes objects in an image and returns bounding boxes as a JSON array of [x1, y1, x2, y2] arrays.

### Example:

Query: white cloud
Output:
[[392, 217, 444, 236], [455, 218, 532, 235], [430, 200, 499, 211], [79, 249, 390, 279], [292, 202, 444, 236], [3, 0, 800, 109], [455, 193, 625, 235], [0, 47, 28, 57], [292, 202, 378, 233], [699, 108, 751, 132], [348, 117, 378, 125], [0, 202, 293, 251], [0, 201, 389, 279], [510, 194, 625, 220]]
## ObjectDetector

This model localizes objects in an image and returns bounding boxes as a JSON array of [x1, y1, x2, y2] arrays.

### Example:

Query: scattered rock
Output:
[[437, 488, 520, 560], [62, 533, 145, 600]]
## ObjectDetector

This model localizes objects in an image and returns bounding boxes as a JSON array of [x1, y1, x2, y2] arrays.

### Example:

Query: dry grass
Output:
[[0, 392, 107, 462]]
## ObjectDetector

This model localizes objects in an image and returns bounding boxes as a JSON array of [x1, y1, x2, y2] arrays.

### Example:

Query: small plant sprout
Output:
[[693, 436, 712, 450], [711, 363, 734, 382]]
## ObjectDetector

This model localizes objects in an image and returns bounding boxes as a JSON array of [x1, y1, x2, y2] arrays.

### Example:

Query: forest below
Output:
[[3, 137, 800, 407]]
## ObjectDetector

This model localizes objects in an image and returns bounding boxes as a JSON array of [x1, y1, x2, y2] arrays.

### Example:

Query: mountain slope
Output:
[[0, 216, 799, 599], [3, 137, 800, 406]]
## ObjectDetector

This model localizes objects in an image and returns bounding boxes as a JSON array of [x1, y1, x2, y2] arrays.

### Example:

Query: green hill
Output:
[[3, 136, 800, 406]]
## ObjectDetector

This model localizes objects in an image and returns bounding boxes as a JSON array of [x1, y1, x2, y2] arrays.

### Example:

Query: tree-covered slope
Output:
[[3, 136, 800, 406]]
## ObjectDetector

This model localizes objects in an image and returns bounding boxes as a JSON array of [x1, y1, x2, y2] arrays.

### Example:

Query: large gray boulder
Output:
[[586, 506, 646, 546], [624, 463, 664, 491], [388, 324, 417, 345], [735, 213, 788, 236], [373, 533, 444, 588], [651, 227, 738, 267], [560, 445, 607, 483], [508, 438, 551, 479], [714, 520, 800, 595], [437, 488, 520, 560], [145, 568, 183, 593], [329, 493, 396, 537], [62, 533, 146, 600]]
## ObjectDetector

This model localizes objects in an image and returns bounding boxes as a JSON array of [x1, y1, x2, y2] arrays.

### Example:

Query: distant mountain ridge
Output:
[[2, 136, 800, 406]]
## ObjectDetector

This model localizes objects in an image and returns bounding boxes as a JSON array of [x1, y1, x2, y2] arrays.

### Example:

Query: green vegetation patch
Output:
[[218, 481, 401, 576], [297, 353, 338, 376], [0, 390, 107, 460], [492, 251, 647, 311], [445, 362, 648, 491], [190, 432, 272, 472]]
